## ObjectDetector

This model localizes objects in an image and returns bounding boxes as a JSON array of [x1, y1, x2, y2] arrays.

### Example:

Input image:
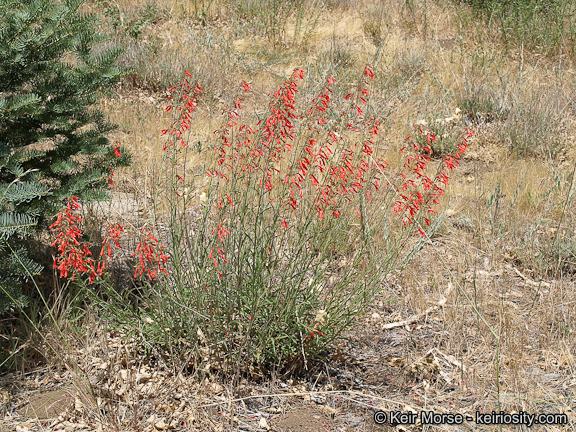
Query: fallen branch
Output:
[[381, 283, 452, 330], [512, 267, 551, 289]]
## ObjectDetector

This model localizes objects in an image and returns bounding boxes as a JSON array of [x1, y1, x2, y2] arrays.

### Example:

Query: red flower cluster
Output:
[[97, 223, 124, 274], [207, 67, 388, 225], [393, 127, 472, 235], [161, 71, 202, 152], [51, 198, 171, 283], [131, 226, 170, 281], [51, 198, 130, 283], [161, 66, 471, 272], [50, 197, 99, 283]]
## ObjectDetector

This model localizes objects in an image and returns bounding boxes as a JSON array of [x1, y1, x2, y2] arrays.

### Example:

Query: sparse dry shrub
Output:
[[447, 0, 576, 60], [501, 85, 566, 156], [226, 0, 324, 46]]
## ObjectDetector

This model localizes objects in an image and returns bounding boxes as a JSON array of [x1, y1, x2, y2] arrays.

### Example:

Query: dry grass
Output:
[[2, 0, 576, 431]]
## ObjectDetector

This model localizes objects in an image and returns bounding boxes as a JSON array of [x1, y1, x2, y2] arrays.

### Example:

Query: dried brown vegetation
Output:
[[2, 0, 576, 431]]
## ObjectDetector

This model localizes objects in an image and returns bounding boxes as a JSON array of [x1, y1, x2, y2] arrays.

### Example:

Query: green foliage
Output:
[[0, 147, 49, 313], [0, 0, 129, 314]]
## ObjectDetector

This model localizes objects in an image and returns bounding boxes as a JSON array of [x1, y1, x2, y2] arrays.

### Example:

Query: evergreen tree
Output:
[[0, 0, 129, 313]]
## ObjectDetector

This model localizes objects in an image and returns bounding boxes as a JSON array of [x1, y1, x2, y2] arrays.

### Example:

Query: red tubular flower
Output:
[[107, 167, 114, 186], [131, 226, 170, 281], [159, 67, 471, 277], [364, 65, 374, 78], [162, 72, 202, 151], [390, 126, 472, 229], [50, 197, 98, 283], [100, 223, 124, 259], [362, 143, 373, 155], [113, 143, 122, 157]]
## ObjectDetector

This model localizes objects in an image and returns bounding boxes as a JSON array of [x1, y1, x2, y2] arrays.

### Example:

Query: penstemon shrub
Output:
[[56, 67, 471, 375]]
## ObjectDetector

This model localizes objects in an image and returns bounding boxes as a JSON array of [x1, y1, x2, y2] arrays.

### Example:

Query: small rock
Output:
[[155, 420, 173, 430]]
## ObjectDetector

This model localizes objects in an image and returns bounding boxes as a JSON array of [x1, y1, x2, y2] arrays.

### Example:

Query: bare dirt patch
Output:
[[18, 389, 74, 421]]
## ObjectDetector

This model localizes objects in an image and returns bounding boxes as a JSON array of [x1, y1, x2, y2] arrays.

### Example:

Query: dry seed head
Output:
[[314, 309, 328, 326]]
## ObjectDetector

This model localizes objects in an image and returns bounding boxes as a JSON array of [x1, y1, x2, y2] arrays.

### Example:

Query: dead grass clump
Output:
[[4, 0, 576, 431], [501, 85, 567, 156]]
